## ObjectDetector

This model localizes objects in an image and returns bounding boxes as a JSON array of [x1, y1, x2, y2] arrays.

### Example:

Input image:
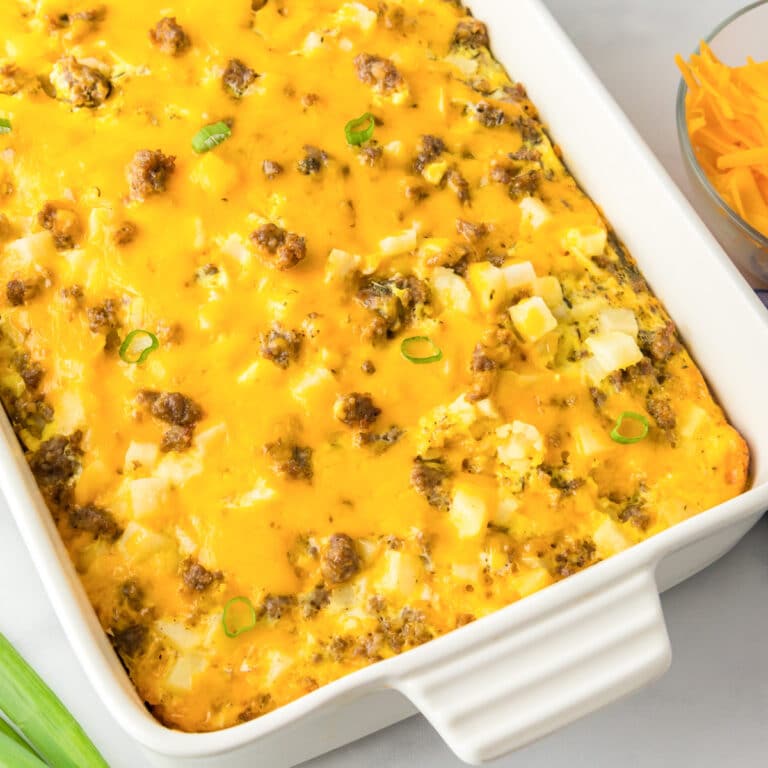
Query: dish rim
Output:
[[675, 0, 768, 250], [1, 0, 768, 762]]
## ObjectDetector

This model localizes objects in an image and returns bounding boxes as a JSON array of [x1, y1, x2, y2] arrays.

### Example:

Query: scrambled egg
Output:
[[0, 0, 748, 732]]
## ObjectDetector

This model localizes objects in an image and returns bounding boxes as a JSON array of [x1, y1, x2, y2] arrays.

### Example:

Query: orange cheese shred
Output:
[[678, 42, 768, 236]]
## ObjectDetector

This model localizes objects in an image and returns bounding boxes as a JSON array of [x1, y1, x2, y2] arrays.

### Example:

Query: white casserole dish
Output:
[[2, 1, 767, 766]]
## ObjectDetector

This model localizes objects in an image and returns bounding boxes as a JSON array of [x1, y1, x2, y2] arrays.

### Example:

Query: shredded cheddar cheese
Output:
[[677, 42, 768, 235], [0, 1, 749, 733]]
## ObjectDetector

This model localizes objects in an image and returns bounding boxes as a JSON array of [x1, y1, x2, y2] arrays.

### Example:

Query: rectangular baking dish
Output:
[[2, 1, 767, 766]]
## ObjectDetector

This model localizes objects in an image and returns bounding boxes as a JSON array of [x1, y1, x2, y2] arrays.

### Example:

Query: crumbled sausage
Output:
[[548, 539, 596, 577], [112, 624, 147, 657], [12, 352, 44, 391], [48, 7, 106, 31], [321, 534, 360, 584], [455, 613, 475, 627], [149, 392, 203, 426], [646, 393, 676, 430], [0, 63, 24, 96], [490, 159, 517, 185], [37, 202, 81, 250], [149, 17, 190, 55], [6, 279, 39, 307], [50, 56, 111, 108], [404, 183, 431, 202], [410, 456, 451, 508], [113, 221, 137, 246], [182, 559, 222, 592], [262, 160, 284, 179], [356, 274, 430, 343], [262, 594, 297, 619], [510, 145, 541, 162], [251, 0, 268, 10], [354, 425, 404, 453], [412, 134, 445, 173], [120, 580, 145, 611], [354, 53, 404, 94], [359, 143, 384, 166], [222, 58, 257, 98], [127, 149, 176, 200], [28, 433, 82, 494], [334, 393, 381, 428], [361, 359, 376, 375], [160, 425, 194, 453], [456, 218, 489, 243], [618, 503, 651, 530], [508, 169, 541, 199], [260, 323, 302, 368], [297, 145, 327, 175], [452, 18, 489, 48], [86, 298, 120, 351], [69, 503, 122, 540], [447, 169, 470, 204], [589, 386, 607, 408], [301, 585, 330, 618], [250, 224, 307, 270], [379, 3, 405, 30], [264, 439, 313, 481], [467, 343, 498, 402], [475, 101, 507, 128], [639, 322, 680, 363], [3, 391, 53, 442], [378, 607, 432, 651]]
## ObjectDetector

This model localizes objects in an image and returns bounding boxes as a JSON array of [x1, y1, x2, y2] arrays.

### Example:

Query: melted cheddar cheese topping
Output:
[[0, 0, 749, 732]]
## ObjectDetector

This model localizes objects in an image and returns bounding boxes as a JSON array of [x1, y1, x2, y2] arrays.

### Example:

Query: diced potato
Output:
[[5, 232, 57, 270], [291, 365, 335, 408], [334, 2, 378, 30], [379, 550, 421, 594], [190, 153, 238, 196], [593, 518, 631, 556], [166, 652, 207, 691], [533, 275, 563, 308], [573, 424, 611, 456], [265, 651, 293, 686], [449, 485, 488, 538], [155, 452, 204, 485], [515, 565, 553, 597], [585, 331, 643, 374], [422, 160, 449, 185], [118, 521, 171, 560], [129, 477, 170, 519], [502, 261, 536, 291], [431, 266, 474, 314], [451, 563, 480, 582], [225, 478, 276, 507], [599, 308, 638, 336], [494, 494, 520, 527], [562, 225, 607, 257], [518, 196, 551, 229], [125, 440, 160, 472], [678, 404, 709, 439], [509, 296, 558, 342], [324, 248, 361, 285], [496, 421, 544, 471], [156, 620, 203, 651], [467, 261, 507, 312], [379, 226, 418, 256]]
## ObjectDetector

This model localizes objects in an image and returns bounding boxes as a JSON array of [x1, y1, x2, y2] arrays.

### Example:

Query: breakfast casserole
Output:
[[0, 0, 749, 732]]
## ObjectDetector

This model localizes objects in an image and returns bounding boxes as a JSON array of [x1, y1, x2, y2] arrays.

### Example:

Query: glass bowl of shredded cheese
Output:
[[676, 0, 768, 288]]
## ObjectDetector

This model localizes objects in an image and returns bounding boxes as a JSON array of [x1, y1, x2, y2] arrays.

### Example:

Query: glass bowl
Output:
[[676, 0, 768, 289]]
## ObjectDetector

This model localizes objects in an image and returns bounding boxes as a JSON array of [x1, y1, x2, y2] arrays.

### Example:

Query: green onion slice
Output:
[[0, 118, 11, 135], [344, 112, 375, 146], [192, 120, 232, 153], [118, 329, 159, 364], [400, 336, 443, 365], [610, 411, 650, 444], [222, 596, 258, 638], [0, 632, 109, 768]]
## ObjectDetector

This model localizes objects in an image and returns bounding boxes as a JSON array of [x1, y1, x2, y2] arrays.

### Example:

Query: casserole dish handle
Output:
[[395, 567, 670, 764]]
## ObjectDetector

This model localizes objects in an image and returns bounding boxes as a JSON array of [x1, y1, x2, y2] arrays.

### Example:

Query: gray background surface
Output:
[[1, 1, 766, 766]]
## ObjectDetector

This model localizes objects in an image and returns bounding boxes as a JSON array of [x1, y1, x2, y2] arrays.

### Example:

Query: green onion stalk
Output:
[[0, 632, 109, 768]]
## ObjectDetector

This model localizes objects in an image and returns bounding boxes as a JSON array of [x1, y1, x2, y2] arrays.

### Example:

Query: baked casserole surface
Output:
[[0, 0, 748, 732]]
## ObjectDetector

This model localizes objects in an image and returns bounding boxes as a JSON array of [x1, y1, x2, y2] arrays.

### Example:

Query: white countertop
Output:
[[1, 1, 766, 767]]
